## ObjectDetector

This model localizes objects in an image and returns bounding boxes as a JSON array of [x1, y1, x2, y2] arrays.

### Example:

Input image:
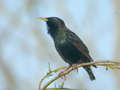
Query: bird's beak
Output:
[[40, 17, 48, 22]]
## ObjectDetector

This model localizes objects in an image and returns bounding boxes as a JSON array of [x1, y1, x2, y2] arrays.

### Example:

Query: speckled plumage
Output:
[[43, 17, 96, 80]]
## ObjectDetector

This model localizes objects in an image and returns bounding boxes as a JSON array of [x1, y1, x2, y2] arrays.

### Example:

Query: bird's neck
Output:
[[54, 28, 67, 45], [48, 26, 65, 37]]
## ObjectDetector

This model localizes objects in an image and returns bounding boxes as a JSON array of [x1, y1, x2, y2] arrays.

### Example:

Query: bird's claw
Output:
[[72, 64, 78, 70], [58, 71, 64, 77], [58, 71, 67, 80]]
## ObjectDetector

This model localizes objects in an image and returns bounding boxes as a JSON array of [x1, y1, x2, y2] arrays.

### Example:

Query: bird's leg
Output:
[[58, 65, 71, 77], [72, 64, 79, 72], [72, 64, 79, 71]]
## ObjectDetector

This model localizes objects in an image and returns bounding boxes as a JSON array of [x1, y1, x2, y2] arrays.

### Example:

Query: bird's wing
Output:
[[66, 30, 93, 61]]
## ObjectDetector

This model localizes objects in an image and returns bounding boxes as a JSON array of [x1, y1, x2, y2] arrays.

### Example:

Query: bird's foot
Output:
[[58, 66, 71, 79], [58, 71, 64, 77], [72, 64, 78, 70], [58, 71, 67, 80]]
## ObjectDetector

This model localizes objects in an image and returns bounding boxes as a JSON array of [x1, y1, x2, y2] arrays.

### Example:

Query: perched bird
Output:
[[40, 17, 96, 80]]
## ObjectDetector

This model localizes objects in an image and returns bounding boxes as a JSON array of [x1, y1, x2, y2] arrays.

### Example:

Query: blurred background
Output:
[[0, 0, 120, 90]]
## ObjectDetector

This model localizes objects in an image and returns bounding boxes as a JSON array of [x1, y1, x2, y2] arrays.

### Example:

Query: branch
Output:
[[39, 60, 120, 90], [39, 66, 67, 90]]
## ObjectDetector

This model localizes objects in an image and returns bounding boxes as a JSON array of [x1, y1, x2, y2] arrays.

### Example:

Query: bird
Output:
[[40, 17, 96, 80]]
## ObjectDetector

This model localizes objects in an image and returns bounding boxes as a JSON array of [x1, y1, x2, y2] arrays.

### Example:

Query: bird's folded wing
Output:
[[67, 31, 93, 61]]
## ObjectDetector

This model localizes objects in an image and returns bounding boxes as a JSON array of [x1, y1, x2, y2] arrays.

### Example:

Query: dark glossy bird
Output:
[[40, 17, 96, 80]]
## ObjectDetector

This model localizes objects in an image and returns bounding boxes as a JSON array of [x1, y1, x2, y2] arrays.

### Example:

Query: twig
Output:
[[39, 60, 120, 90], [39, 66, 68, 90]]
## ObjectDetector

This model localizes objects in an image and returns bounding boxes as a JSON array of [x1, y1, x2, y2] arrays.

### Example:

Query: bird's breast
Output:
[[55, 37, 66, 45], [54, 32, 67, 45]]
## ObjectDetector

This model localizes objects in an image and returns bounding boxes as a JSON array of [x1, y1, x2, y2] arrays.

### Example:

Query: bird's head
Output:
[[40, 17, 66, 36]]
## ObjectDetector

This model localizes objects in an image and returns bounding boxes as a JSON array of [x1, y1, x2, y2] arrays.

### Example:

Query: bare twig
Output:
[[39, 66, 68, 90], [39, 60, 120, 90]]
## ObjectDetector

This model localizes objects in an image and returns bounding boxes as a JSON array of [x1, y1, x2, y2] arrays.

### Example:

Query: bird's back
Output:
[[54, 28, 94, 65]]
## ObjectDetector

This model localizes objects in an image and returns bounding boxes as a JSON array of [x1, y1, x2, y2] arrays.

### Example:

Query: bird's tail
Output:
[[89, 58, 97, 68], [83, 66, 96, 80]]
